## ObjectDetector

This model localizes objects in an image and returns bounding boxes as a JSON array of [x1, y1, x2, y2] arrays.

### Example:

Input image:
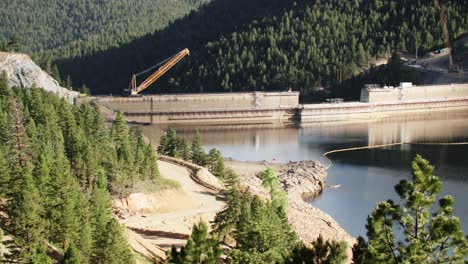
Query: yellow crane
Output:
[[124, 48, 190, 96]]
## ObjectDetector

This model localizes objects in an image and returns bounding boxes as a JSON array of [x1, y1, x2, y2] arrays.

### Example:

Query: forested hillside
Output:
[[174, 0, 467, 95], [50, 0, 467, 97], [0, 72, 167, 263], [0, 0, 210, 53], [2, 0, 466, 97]]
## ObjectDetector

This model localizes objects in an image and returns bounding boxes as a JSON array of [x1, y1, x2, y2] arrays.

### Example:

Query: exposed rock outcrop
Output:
[[225, 159, 356, 257], [278, 161, 355, 251], [279, 160, 326, 195], [0, 52, 78, 103]]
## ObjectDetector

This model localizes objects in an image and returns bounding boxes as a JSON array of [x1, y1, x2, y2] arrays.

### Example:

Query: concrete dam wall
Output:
[[95, 92, 299, 112], [83, 92, 300, 124], [360, 83, 468, 102], [81, 84, 468, 125]]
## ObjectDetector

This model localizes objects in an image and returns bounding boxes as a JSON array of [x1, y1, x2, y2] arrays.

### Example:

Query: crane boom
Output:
[[126, 48, 189, 96]]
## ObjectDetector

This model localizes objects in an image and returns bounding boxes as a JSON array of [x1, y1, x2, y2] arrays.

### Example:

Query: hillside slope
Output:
[[0, 0, 210, 53], [51, 0, 467, 96]]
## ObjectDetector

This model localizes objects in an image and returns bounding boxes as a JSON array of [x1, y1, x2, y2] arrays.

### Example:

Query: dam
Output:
[[82, 91, 300, 124], [78, 83, 468, 124]]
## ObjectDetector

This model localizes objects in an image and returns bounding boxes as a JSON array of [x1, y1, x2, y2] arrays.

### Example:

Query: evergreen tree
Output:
[[286, 237, 347, 264], [0, 147, 10, 198], [231, 195, 296, 263], [0, 78, 163, 263], [260, 167, 287, 209], [143, 144, 160, 180], [157, 128, 191, 161], [166, 221, 221, 264], [65, 75, 73, 89], [6, 34, 20, 52], [310, 235, 347, 264], [352, 236, 368, 264], [79, 84, 90, 95], [0, 70, 11, 97], [94, 220, 135, 264], [51, 64, 62, 85], [365, 155, 468, 263], [63, 243, 81, 264], [112, 112, 132, 164], [166, 128, 180, 158], [179, 137, 191, 161], [6, 163, 46, 262], [207, 148, 225, 178], [46, 150, 81, 250], [190, 130, 206, 166], [31, 248, 53, 264]]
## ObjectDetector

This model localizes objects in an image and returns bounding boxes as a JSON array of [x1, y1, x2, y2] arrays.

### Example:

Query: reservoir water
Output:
[[141, 110, 468, 237]]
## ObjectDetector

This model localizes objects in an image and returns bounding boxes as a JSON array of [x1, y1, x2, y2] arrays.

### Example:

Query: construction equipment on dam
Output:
[[124, 48, 190, 96]]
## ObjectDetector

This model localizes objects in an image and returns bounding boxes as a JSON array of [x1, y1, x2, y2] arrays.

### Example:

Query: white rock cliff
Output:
[[0, 52, 79, 104]]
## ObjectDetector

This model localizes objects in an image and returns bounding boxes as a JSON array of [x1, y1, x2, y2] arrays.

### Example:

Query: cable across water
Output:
[[323, 141, 468, 170]]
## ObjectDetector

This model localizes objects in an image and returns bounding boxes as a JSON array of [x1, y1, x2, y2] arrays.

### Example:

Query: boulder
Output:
[[0, 52, 78, 104]]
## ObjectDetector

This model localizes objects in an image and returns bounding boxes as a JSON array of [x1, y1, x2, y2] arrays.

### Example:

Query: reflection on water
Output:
[[140, 110, 468, 237]]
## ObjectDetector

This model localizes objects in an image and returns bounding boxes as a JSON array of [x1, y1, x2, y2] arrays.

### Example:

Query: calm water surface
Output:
[[141, 111, 468, 237]]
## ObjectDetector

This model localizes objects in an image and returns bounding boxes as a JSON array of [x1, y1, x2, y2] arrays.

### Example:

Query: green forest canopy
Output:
[[0, 0, 210, 53], [2, 0, 466, 98], [0, 71, 174, 262]]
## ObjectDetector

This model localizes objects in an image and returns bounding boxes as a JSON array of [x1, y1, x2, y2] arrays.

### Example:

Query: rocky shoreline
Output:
[[225, 159, 356, 249]]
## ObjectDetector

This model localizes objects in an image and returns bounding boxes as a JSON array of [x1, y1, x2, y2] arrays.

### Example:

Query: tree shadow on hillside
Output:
[[56, 0, 299, 95]]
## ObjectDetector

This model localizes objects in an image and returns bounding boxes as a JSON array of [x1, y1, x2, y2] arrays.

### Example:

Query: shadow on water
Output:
[[328, 145, 468, 182]]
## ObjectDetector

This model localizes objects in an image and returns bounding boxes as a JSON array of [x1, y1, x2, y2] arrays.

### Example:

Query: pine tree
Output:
[[51, 64, 62, 85], [63, 243, 81, 264], [212, 188, 244, 243], [111, 112, 134, 190], [44, 143, 82, 250], [31, 248, 53, 264], [94, 220, 135, 264], [65, 75, 73, 89], [144, 144, 160, 180], [352, 236, 368, 264], [231, 195, 296, 263], [166, 128, 180, 158], [365, 155, 468, 263], [180, 137, 191, 161], [190, 130, 206, 166], [212, 167, 242, 242], [111, 112, 132, 164], [166, 221, 221, 264], [79, 84, 90, 95], [6, 163, 46, 262], [286, 236, 347, 264], [74, 193, 93, 264], [0, 147, 10, 198], [260, 167, 286, 209], [0, 71, 12, 97], [207, 148, 225, 178]]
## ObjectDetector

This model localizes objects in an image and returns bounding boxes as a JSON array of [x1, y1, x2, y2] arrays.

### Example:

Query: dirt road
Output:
[[119, 160, 225, 255]]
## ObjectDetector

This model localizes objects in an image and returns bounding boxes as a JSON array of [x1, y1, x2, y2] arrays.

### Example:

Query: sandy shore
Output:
[[114, 157, 355, 262], [114, 159, 225, 262]]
